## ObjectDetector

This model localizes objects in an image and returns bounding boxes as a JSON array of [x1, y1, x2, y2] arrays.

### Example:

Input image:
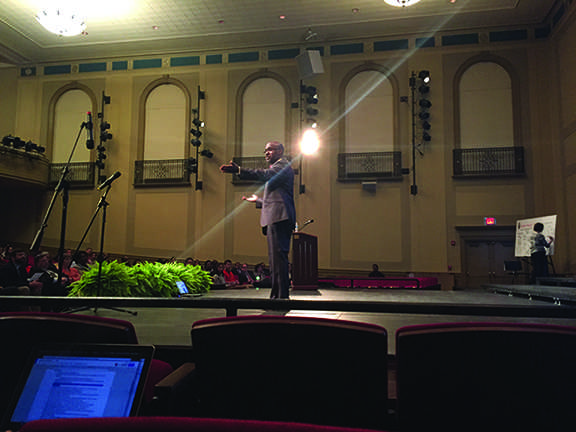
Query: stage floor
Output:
[[76, 286, 576, 354]]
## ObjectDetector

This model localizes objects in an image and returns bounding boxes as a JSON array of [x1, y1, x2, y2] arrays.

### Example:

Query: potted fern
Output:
[[68, 261, 212, 297]]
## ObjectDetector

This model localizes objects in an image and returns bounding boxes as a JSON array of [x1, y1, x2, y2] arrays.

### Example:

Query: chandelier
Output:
[[36, 7, 86, 36], [383, 0, 422, 7]]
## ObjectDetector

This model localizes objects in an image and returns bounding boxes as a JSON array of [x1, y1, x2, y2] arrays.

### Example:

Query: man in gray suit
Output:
[[220, 141, 295, 299]]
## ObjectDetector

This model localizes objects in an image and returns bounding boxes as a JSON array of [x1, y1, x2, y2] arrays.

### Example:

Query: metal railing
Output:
[[453, 147, 524, 177], [49, 162, 96, 189], [338, 152, 402, 181], [134, 159, 191, 186]]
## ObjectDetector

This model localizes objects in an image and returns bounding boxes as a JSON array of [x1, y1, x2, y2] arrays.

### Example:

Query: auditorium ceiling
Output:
[[0, 0, 559, 66]]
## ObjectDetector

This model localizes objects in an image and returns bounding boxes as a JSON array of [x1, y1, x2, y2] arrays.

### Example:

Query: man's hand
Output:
[[242, 194, 259, 202], [220, 161, 240, 174]]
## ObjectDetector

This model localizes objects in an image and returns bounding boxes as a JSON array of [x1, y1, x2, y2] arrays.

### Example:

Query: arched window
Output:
[[345, 70, 394, 153], [459, 62, 513, 148], [53, 89, 92, 163], [241, 78, 286, 156], [144, 84, 187, 160]]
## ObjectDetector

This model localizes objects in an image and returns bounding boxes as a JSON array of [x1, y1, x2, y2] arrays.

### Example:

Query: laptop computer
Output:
[[176, 280, 201, 297], [3, 343, 154, 431]]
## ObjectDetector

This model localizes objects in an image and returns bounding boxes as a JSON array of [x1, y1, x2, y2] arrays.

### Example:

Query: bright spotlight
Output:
[[300, 128, 319, 155]]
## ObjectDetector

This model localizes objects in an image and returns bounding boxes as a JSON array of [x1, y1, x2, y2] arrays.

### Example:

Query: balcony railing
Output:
[[134, 159, 190, 187], [337, 152, 402, 181], [49, 162, 95, 189], [453, 146, 525, 177]]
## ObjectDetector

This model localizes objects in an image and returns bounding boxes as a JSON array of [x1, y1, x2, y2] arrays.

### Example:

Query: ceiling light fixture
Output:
[[36, 7, 86, 36], [383, 0, 422, 7]]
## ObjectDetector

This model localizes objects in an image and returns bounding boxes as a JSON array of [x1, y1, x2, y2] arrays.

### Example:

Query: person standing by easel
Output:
[[530, 222, 554, 282]]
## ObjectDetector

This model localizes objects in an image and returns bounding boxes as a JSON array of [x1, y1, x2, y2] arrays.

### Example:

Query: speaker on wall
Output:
[[296, 50, 325, 80]]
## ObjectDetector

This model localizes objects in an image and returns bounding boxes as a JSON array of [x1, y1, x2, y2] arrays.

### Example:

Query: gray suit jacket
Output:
[[238, 158, 296, 228]]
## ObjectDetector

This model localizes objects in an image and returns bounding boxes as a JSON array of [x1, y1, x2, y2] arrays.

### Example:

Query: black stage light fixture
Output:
[[200, 149, 213, 158], [12, 137, 25, 149], [423, 132, 432, 142], [190, 129, 202, 138], [2, 135, 14, 146], [191, 138, 202, 147], [192, 118, 205, 128], [419, 99, 432, 109], [100, 121, 113, 142], [418, 112, 430, 120], [422, 121, 431, 130], [418, 70, 431, 83], [188, 157, 198, 174]]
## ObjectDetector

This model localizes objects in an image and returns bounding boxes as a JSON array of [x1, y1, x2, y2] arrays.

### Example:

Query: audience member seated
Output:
[[233, 261, 242, 277], [222, 259, 239, 286], [210, 262, 226, 289], [0, 243, 12, 265], [0, 248, 39, 296], [71, 250, 91, 274], [368, 263, 385, 278], [57, 251, 81, 288], [238, 263, 256, 285], [253, 262, 271, 288], [29, 252, 66, 297]]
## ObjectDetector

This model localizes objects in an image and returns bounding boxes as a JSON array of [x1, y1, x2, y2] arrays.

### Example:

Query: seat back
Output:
[[396, 322, 576, 432], [190, 315, 389, 430], [0, 312, 139, 421], [19, 416, 386, 432]]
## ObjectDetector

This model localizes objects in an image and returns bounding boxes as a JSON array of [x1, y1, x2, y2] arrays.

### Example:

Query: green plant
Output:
[[67, 260, 137, 297], [68, 261, 211, 297]]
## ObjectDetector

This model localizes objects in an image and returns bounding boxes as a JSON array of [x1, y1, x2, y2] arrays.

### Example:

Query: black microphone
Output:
[[97, 171, 121, 190], [86, 112, 94, 149], [301, 219, 314, 231]]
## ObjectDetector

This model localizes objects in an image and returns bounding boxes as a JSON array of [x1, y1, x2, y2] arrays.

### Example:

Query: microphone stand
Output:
[[67, 182, 136, 316], [30, 122, 87, 287]]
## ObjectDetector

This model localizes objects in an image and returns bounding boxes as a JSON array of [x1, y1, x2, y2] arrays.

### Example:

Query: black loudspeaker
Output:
[[296, 50, 325, 80]]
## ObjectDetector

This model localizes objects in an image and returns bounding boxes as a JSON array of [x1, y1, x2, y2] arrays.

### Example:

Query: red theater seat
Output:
[[396, 322, 576, 432], [19, 416, 386, 432], [156, 315, 389, 430]]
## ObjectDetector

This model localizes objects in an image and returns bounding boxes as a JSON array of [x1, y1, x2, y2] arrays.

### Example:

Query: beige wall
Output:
[[2, 5, 576, 281]]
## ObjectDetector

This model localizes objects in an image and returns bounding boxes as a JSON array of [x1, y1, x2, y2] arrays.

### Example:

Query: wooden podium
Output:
[[292, 232, 318, 290]]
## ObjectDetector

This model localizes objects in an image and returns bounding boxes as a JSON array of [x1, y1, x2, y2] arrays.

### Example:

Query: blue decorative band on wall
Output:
[[268, 48, 300, 60], [112, 61, 128, 71], [20, 67, 36, 77], [79, 62, 107, 73], [206, 54, 223, 64], [442, 33, 479, 46], [170, 56, 200, 67], [307, 47, 324, 56], [535, 26, 551, 39], [489, 29, 528, 43], [229, 52, 259, 63], [416, 37, 435, 48], [330, 43, 364, 55], [133, 58, 162, 69], [374, 39, 408, 52], [44, 64, 71, 75]]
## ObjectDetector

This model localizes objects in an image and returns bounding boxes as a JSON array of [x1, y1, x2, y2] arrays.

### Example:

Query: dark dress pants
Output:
[[266, 220, 292, 299], [531, 250, 549, 281]]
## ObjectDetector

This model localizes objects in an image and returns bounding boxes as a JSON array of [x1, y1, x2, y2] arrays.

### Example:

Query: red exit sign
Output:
[[484, 217, 496, 226]]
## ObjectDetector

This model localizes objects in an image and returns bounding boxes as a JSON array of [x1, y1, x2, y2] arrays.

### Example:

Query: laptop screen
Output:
[[176, 280, 189, 295], [5, 344, 154, 429]]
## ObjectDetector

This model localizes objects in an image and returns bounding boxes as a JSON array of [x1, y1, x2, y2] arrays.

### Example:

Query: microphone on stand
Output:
[[300, 219, 315, 231], [85, 112, 94, 150], [97, 171, 121, 190]]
